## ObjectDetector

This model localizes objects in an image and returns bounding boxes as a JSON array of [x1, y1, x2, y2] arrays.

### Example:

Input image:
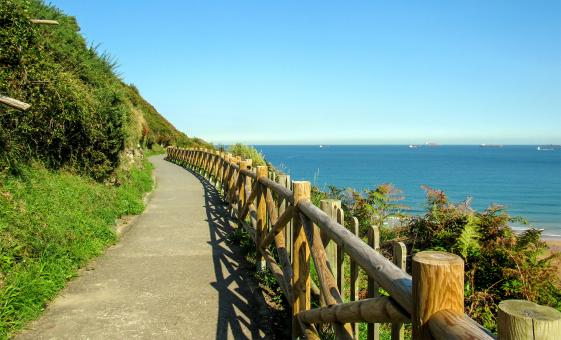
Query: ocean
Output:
[[254, 145, 561, 238]]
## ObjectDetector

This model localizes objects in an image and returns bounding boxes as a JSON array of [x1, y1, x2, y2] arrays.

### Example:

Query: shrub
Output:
[[404, 186, 561, 331], [0, 0, 211, 179], [228, 143, 266, 166], [315, 183, 561, 332]]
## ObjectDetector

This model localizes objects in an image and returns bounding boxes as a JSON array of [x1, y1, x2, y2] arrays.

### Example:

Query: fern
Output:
[[455, 215, 481, 260]]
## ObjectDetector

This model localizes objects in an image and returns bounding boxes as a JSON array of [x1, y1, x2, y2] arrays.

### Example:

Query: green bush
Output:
[[228, 143, 266, 166], [316, 183, 561, 332], [0, 0, 210, 179], [403, 186, 561, 331], [1, 0, 126, 179]]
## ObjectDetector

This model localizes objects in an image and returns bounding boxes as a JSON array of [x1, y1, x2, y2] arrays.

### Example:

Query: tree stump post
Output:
[[498, 299, 561, 340], [412, 251, 464, 340]]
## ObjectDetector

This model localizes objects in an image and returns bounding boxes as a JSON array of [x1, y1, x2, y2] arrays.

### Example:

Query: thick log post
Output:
[[412, 251, 464, 339], [255, 165, 268, 271], [498, 299, 561, 340], [292, 181, 311, 338]]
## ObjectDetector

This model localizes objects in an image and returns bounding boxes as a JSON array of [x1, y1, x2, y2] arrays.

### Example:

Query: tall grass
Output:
[[228, 144, 266, 166], [0, 158, 154, 338]]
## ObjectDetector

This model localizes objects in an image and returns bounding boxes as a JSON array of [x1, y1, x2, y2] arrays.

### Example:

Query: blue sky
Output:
[[50, 1, 561, 145]]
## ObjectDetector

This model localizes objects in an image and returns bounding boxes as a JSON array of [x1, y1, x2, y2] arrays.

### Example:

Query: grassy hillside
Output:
[[0, 1, 211, 338], [0, 0, 212, 180]]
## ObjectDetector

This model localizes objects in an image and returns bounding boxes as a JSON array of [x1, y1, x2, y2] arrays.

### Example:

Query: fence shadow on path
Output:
[[185, 167, 276, 340]]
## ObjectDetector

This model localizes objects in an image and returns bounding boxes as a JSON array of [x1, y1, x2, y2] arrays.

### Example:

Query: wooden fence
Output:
[[166, 147, 561, 340]]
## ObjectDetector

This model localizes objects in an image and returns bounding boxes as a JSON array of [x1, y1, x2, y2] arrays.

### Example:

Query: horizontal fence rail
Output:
[[166, 147, 499, 340]]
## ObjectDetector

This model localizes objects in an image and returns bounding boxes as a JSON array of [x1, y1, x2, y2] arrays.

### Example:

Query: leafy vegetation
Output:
[[227, 143, 266, 166], [0, 158, 154, 338], [402, 187, 561, 331], [0, 1, 213, 337], [318, 183, 561, 333], [0, 0, 210, 179]]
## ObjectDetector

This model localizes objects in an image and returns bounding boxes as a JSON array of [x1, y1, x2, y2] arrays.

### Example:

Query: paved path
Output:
[[17, 155, 271, 339]]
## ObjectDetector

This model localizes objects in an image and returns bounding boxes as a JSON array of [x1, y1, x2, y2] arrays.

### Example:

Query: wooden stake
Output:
[[0, 95, 31, 111], [336, 207, 344, 294], [392, 242, 407, 340], [30, 19, 59, 25], [412, 251, 464, 340], [498, 299, 561, 340], [349, 216, 360, 338], [292, 181, 312, 339], [300, 212, 354, 339], [277, 174, 292, 262], [255, 165, 268, 271], [368, 224, 381, 340], [319, 199, 341, 299]]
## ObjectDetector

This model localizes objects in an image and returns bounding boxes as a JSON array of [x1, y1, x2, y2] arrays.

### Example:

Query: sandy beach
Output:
[[544, 239, 561, 279], [546, 239, 561, 252]]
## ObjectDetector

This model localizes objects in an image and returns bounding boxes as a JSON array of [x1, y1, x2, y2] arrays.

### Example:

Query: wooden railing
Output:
[[165, 146, 558, 340]]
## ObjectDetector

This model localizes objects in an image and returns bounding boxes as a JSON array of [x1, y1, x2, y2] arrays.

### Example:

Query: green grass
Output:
[[0, 158, 154, 339], [143, 144, 167, 158]]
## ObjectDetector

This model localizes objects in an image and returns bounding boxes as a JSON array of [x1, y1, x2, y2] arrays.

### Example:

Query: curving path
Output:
[[17, 155, 274, 339]]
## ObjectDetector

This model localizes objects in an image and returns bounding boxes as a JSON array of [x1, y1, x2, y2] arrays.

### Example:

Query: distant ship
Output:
[[319, 145, 324, 148], [425, 141, 439, 147], [409, 144, 421, 148], [480, 144, 504, 148], [537, 146, 554, 151]]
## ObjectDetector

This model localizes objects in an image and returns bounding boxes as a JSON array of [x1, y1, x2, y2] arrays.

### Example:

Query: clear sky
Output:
[[50, 1, 561, 145]]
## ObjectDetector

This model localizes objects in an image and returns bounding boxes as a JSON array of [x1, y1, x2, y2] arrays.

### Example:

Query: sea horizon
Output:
[[251, 144, 561, 239]]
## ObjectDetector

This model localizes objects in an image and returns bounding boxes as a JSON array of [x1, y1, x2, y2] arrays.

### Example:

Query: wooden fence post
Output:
[[238, 159, 251, 217], [277, 174, 292, 262], [255, 165, 268, 271], [319, 199, 341, 297], [229, 156, 241, 211], [336, 207, 344, 294], [412, 251, 464, 340], [367, 224, 380, 340], [350, 217, 360, 338], [292, 181, 311, 339], [498, 299, 561, 340], [392, 242, 406, 340]]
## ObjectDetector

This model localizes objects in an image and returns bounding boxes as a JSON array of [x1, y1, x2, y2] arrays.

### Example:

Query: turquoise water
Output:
[[255, 145, 561, 237]]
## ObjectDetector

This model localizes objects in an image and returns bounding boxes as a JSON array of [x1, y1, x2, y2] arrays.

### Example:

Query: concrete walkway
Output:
[[17, 155, 272, 339]]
